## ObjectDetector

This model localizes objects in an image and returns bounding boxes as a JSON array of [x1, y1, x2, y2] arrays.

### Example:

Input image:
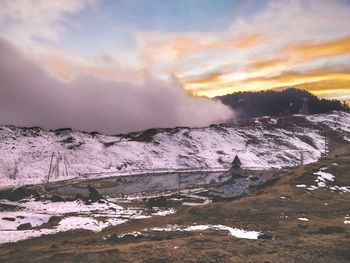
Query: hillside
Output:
[[217, 88, 349, 120], [0, 111, 349, 189], [0, 148, 349, 262]]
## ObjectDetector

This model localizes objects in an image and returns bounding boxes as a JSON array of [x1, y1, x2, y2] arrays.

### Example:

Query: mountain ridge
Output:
[[217, 88, 349, 120], [1, 111, 349, 189]]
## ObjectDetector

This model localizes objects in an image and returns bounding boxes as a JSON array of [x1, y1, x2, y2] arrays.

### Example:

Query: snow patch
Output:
[[314, 171, 335, 181], [299, 168, 349, 193], [151, 208, 176, 216], [118, 231, 143, 238], [0, 212, 51, 230], [0, 197, 175, 244], [148, 224, 261, 239]]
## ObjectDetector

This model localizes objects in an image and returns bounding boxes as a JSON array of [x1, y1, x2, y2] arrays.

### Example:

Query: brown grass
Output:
[[1, 150, 350, 262]]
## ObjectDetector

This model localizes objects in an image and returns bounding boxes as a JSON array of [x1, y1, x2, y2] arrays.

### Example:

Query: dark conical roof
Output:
[[232, 155, 242, 167]]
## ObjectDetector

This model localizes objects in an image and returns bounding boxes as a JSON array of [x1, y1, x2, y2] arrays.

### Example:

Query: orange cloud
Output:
[[143, 33, 270, 63], [246, 69, 350, 84], [40, 53, 146, 82], [240, 35, 350, 74], [233, 34, 269, 49], [144, 36, 200, 62], [184, 68, 350, 100], [274, 79, 350, 93], [275, 80, 350, 105], [248, 58, 286, 70], [182, 35, 350, 101], [288, 35, 350, 60], [181, 71, 224, 85], [204, 33, 269, 49]]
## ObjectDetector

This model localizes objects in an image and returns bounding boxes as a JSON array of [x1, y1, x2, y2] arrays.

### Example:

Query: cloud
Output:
[[0, 0, 97, 44], [245, 35, 350, 73], [287, 35, 350, 60], [176, 0, 350, 95], [233, 34, 269, 49], [0, 38, 233, 134], [39, 51, 147, 82], [1, 0, 350, 110], [248, 58, 286, 70], [181, 71, 223, 85], [198, 35, 350, 81], [141, 32, 269, 64], [246, 69, 350, 84], [185, 67, 350, 98]]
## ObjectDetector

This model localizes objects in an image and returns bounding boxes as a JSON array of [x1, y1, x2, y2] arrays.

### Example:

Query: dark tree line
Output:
[[217, 88, 349, 120]]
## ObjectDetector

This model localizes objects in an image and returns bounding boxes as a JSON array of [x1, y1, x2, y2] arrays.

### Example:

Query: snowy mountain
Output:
[[0, 111, 349, 188]]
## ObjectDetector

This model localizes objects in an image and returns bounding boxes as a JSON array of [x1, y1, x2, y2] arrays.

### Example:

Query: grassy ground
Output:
[[0, 148, 349, 262]]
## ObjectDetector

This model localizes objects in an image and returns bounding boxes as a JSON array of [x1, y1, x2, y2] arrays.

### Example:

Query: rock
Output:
[[74, 194, 84, 201], [2, 217, 15, 221], [50, 195, 64, 202], [258, 233, 273, 240], [120, 234, 144, 242], [48, 216, 62, 225], [87, 185, 102, 202], [0, 203, 19, 212], [298, 224, 308, 229], [61, 240, 71, 245], [107, 234, 119, 243], [50, 243, 58, 249], [150, 235, 165, 241], [65, 194, 86, 202], [0, 187, 40, 201], [318, 226, 345, 234], [147, 196, 167, 208], [17, 223, 32, 230]]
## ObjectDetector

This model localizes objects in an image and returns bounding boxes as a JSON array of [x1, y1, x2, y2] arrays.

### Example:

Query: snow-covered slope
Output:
[[0, 111, 349, 188]]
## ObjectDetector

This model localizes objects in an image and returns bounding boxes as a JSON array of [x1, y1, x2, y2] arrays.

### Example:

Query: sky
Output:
[[0, 0, 349, 133]]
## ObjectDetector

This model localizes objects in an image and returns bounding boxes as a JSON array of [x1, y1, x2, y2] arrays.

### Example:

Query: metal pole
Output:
[[63, 155, 69, 177], [47, 152, 54, 184], [300, 152, 304, 165]]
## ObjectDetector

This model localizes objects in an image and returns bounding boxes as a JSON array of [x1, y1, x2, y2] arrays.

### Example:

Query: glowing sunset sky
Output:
[[0, 0, 350, 105]]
